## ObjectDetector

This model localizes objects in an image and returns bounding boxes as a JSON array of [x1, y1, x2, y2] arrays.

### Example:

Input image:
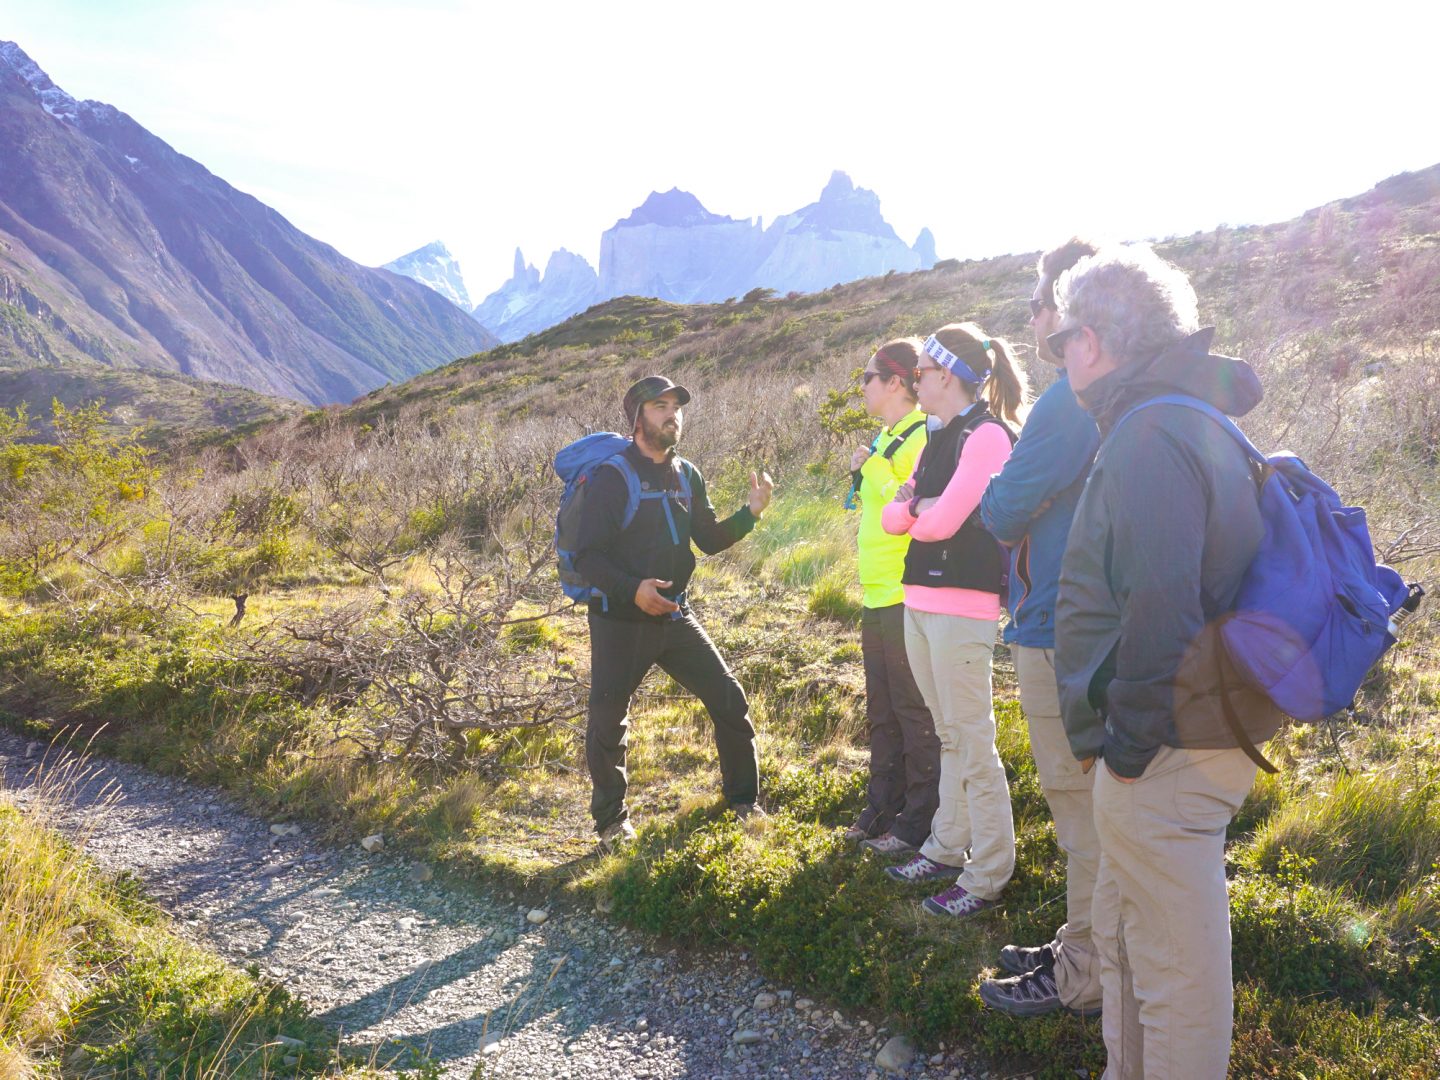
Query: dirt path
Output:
[[0, 731, 979, 1080]]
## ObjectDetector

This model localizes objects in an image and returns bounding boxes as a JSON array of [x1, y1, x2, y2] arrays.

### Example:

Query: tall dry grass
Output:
[[0, 734, 118, 1077]]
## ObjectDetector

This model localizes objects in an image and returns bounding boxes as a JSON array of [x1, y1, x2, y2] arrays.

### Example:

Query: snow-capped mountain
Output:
[[383, 241, 472, 311]]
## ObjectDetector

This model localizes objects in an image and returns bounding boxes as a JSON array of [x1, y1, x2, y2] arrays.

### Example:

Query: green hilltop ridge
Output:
[[331, 161, 1439, 441], [0, 362, 302, 443]]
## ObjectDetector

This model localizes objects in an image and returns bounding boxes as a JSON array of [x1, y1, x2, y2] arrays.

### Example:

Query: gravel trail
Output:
[[0, 731, 983, 1080]]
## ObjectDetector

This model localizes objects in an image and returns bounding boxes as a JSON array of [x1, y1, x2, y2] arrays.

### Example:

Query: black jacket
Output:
[[573, 444, 756, 621], [1055, 329, 1283, 778]]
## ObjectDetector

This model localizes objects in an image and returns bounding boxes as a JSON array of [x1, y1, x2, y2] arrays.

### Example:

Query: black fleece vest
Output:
[[902, 404, 1016, 593]]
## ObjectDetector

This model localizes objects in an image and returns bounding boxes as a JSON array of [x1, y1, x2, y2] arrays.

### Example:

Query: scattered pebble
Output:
[[527, 908, 549, 925], [359, 834, 384, 853]]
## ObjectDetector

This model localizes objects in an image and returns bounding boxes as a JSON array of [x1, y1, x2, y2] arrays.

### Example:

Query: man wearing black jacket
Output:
[[574, 376, 774, 849]]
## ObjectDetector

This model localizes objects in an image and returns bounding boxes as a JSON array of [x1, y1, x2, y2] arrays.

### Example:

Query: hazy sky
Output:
[[6, 0, 1438, 302]]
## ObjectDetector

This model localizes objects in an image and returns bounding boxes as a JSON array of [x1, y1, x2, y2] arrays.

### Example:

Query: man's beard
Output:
[[641, 414, 680, 450]]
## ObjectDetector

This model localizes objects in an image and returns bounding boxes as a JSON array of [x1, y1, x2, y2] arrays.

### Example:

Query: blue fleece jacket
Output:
[[979, 369, 1100, 648]]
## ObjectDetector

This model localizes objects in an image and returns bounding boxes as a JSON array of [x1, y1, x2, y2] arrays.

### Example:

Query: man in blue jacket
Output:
[[977, 239, 1103, 1017]]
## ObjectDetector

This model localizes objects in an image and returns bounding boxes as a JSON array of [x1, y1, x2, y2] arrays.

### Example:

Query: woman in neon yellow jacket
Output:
[[844, 337, 939, 854]]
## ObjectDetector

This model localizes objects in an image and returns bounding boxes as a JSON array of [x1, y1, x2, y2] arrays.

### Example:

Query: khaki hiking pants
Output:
[[903, 608, 1014, 900], [1092, 745, 1257, 1080], [1015, 645, 1102, 1010]]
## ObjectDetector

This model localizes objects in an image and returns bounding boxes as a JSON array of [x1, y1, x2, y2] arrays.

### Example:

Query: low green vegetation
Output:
[[2, 178, 1440, 1075]]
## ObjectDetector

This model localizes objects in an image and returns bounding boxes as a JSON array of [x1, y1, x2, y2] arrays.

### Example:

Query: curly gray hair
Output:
[[1055, 244, 1199, 365]]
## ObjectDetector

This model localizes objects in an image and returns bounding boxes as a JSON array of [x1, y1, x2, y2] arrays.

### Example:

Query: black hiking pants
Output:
[[859, 602, 940, 846], [586, 611, 758, 833]]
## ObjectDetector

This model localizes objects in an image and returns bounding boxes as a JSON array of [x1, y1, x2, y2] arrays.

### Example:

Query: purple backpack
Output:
[[1117, 395, 1421, 770]]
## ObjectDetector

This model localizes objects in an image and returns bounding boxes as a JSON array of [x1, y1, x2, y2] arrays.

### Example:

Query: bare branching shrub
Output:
[[238, 525, 582, 770]]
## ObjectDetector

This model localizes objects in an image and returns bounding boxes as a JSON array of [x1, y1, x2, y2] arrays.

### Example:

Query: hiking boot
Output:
[[979, 966, 1102, 1018], [842, 823, 869, 842], [730, 802, 768, 820], [998, 941, 1055, 978], [598, 819, 636, 852], [862, 832, 917, 856], [921, 882, 995, 918], [884, 854, 962, 883]]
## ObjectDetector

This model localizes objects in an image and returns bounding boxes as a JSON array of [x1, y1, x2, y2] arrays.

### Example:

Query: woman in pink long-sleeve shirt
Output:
[[879, 321, 1027, 919]]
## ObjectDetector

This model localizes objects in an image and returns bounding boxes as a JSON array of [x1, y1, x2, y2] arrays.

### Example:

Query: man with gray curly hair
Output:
[[1051, 245, 1280, 1078]]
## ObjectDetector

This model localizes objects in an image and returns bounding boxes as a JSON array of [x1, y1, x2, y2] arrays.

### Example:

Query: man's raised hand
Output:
[[749, 470, 774, 516]]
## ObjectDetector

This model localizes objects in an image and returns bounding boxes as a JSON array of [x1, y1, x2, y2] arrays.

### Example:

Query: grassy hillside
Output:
[[1, 164, 1438, 1077], [0, 361, 303, 444]]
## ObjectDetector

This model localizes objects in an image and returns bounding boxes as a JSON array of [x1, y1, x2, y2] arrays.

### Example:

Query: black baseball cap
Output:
[[623, 375, 691, 430]]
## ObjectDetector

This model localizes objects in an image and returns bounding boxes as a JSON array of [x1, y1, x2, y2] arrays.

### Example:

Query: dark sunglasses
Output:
[[1046, 325, 1084, 358], [1029, 295, 1056, 319], [861, 370, 889, 385]]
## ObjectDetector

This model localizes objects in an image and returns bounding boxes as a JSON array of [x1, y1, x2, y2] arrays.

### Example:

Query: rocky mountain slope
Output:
[[0, 42, 497, 408]]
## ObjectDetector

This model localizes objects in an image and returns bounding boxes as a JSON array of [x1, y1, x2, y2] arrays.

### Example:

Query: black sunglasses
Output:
[[1046, 325, 1084, 358], [861, 370, 886, 385], [1029, 295, 1056, 319]]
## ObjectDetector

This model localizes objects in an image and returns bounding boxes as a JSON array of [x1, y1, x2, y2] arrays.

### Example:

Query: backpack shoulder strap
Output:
[[880, 418, 927, 461], [604, 454, 645, 529], [1114, 394, 1265, 468], [672, 456, 695, 501]]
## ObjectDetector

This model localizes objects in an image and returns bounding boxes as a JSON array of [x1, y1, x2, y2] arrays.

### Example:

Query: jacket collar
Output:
[[1082, 328, 1263, 432]]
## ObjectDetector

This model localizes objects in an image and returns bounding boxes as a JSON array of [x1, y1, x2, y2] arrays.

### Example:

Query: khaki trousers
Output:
[[1015, 645, 1102, 1010], [904, 608, 1014, 900], [1092, 745, 1257, 1080]]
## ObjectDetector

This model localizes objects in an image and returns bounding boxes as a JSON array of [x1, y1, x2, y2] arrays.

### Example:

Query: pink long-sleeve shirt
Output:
[[881, 420, 1014, 619]]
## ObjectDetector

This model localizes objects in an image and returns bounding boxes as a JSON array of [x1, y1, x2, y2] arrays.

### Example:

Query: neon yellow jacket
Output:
[[857, 408, 928, 608]]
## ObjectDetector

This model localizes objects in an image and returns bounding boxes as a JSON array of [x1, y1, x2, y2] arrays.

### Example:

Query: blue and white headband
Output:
[[922, 334, 992, 385]]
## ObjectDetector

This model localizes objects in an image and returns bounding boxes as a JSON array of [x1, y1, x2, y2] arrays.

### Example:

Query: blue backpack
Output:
[[1117, 395, 1421, 770], [553, 432, 693, 607]]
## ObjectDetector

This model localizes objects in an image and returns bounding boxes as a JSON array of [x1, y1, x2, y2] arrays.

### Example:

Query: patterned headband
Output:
[[923, 334, 991, 385]]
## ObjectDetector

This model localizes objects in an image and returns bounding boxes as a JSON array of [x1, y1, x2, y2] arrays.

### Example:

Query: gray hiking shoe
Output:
[[598, 819, 637, 852], [862, 832, 917, 856], [979, 965, 1101, 1018], [998, 941, 1056, 978], [730, 802, 768, 820]]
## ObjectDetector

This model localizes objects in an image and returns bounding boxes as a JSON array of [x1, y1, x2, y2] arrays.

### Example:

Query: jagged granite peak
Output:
[[0, 41, 495, 405], [775, 170, 900, 241], [820, 169, 855, 201], [383, 240, 472, 310], [472, 246, 599, 343], [509, 247, 541, 288], [913, 227, 937, 269], [616, 188, 736, 229]]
